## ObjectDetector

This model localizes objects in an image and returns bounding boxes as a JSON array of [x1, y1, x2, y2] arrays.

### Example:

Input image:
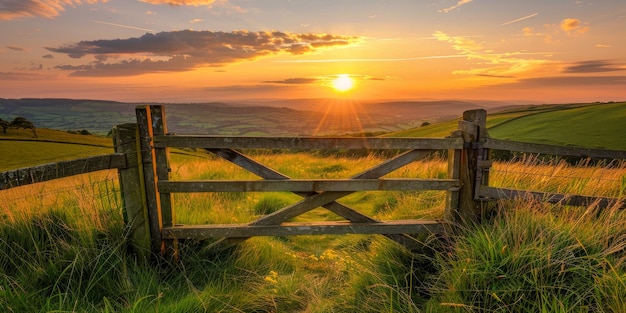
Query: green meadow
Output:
[[1, 102, 626, 312], [488, 102, 626, 150], [388, 102, 626, 150]]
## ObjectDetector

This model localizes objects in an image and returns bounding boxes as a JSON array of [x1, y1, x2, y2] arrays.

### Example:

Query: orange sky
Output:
[[1, 0, 625, 103]]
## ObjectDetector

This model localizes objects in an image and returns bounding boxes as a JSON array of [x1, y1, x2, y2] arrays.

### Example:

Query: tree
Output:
[[10, 117, 37, 138], [0, 118, 8, 133]]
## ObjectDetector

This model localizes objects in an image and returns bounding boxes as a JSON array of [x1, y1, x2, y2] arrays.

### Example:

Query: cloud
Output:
[[0, 71, 49, 80], [0, 0, 105, 20], [560, 18, 590, 35], [274, 54, 467, 63], [6, 45, 25, 51], [564, 60, 625, 73], [42, 54, 54, 58], [476, 74, 515, 79], [264, 74, 383, 86], [434, 31, 552, 77], [439, 0, 473, 13], [523, 19, 589, 42], [138, 0, 216, 6], [46, 30, 362, 76], [264, 78, 319, 84], [495, 75, 626, 88]]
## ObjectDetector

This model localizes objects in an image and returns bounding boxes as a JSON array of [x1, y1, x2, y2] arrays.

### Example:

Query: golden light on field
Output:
[[331, 74, 355, 92]]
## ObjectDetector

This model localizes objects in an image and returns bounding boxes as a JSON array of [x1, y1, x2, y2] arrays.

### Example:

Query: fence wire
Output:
[[0, 170, 123, 230]]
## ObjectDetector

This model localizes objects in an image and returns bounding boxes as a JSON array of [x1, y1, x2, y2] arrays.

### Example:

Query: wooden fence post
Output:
[[135, 105, 177, 257], [113, 123, 151, 260], [448, 109, 491, 224]]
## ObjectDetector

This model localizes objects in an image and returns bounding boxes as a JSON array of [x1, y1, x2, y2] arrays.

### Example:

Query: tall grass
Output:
[[1, 151, 625, 312], [426, 157, 626, 312]]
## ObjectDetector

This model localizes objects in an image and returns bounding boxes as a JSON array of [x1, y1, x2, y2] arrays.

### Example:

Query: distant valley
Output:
[[0, 98, 517, 136]]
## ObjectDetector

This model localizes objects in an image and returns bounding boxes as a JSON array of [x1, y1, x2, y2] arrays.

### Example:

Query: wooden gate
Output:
[[113, 106, 493, 257]]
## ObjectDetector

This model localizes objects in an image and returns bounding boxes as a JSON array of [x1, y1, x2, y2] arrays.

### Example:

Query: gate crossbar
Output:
[[130, 105, 466, 255]]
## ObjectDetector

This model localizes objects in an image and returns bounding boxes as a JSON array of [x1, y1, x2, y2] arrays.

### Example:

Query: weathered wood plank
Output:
[[249, 149, 437, 226], [445, 144, 462, 222], [155, 135, 464, 150], [479, 186, 625, 209], [158, 178, 459, 193], [484, 139, 626, 159], [207, 148, 288, 179], [453, 109, 488, 224], [204, 148, 385, 249], [113, 123, 151, 259], [207, 148, 373, 222], [136, 106, 164, 254], [163, 220, 446, 238], [207, 149, 438, 247], [0, 153, 127, 190], [149, 106, 177, 257]]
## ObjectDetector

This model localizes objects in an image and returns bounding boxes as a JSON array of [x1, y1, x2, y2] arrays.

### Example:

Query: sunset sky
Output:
[[1, 0, 625, 103]]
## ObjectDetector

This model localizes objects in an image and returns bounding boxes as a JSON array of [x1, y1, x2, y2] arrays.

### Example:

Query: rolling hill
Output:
[[386, 101, 626, 151], [2, 100, 624, 172], [1, 98, 503, 136]]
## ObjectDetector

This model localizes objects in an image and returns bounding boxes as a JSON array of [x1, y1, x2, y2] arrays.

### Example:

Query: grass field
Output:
[[1, 101, 626, 312], [387, 102, 626, 150], [488, 102, 626, 150], [1, 150, 625, 312]]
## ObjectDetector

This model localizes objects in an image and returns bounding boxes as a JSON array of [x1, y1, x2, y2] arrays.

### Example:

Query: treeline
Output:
[[0, 116, 37, 137]]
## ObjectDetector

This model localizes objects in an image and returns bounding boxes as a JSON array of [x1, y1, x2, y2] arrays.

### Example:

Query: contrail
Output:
[[89, 20, 156, 32], [501, 13, 539, 26]]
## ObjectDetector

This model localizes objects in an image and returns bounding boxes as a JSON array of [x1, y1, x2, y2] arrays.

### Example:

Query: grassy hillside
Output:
[[0, 128, 113, 171], [3, 100, 623, 172], [1, 147, 625, 312], [1, 107, 626, 311], [488, 102, 626, 150], [386, 102, 626, 150]]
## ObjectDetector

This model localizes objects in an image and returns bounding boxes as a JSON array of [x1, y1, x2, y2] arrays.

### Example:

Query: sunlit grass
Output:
[[490, 156, 626, 198], [426, 200, 626, 312], [1, 150, 626, 311]]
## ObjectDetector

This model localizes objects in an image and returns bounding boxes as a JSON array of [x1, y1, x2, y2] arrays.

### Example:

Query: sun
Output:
[[331, 74, 355, 92]]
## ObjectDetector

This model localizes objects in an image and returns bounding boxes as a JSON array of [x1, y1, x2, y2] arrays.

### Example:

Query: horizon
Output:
[[1, 1, 625, 103]]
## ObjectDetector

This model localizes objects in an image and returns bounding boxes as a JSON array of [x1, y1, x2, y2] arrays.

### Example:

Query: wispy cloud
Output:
[[138, 0, 216, 6], [6, 45, 25, 51], [89, 20, 156, 32], [433, 31, 553, 77], [563, 60, 625, 73], [46, 30, 362, 76], [275, 55, 467, 63], [0, 71, 50, 80], [439, 0, 473, 13], [501, 13, 538, 26], [492, 75, 626, 88], [264, 77, 319, 84], [264, 74, 383, 85], [0, 0, 106, 20], [0, 0, 230, 20]]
